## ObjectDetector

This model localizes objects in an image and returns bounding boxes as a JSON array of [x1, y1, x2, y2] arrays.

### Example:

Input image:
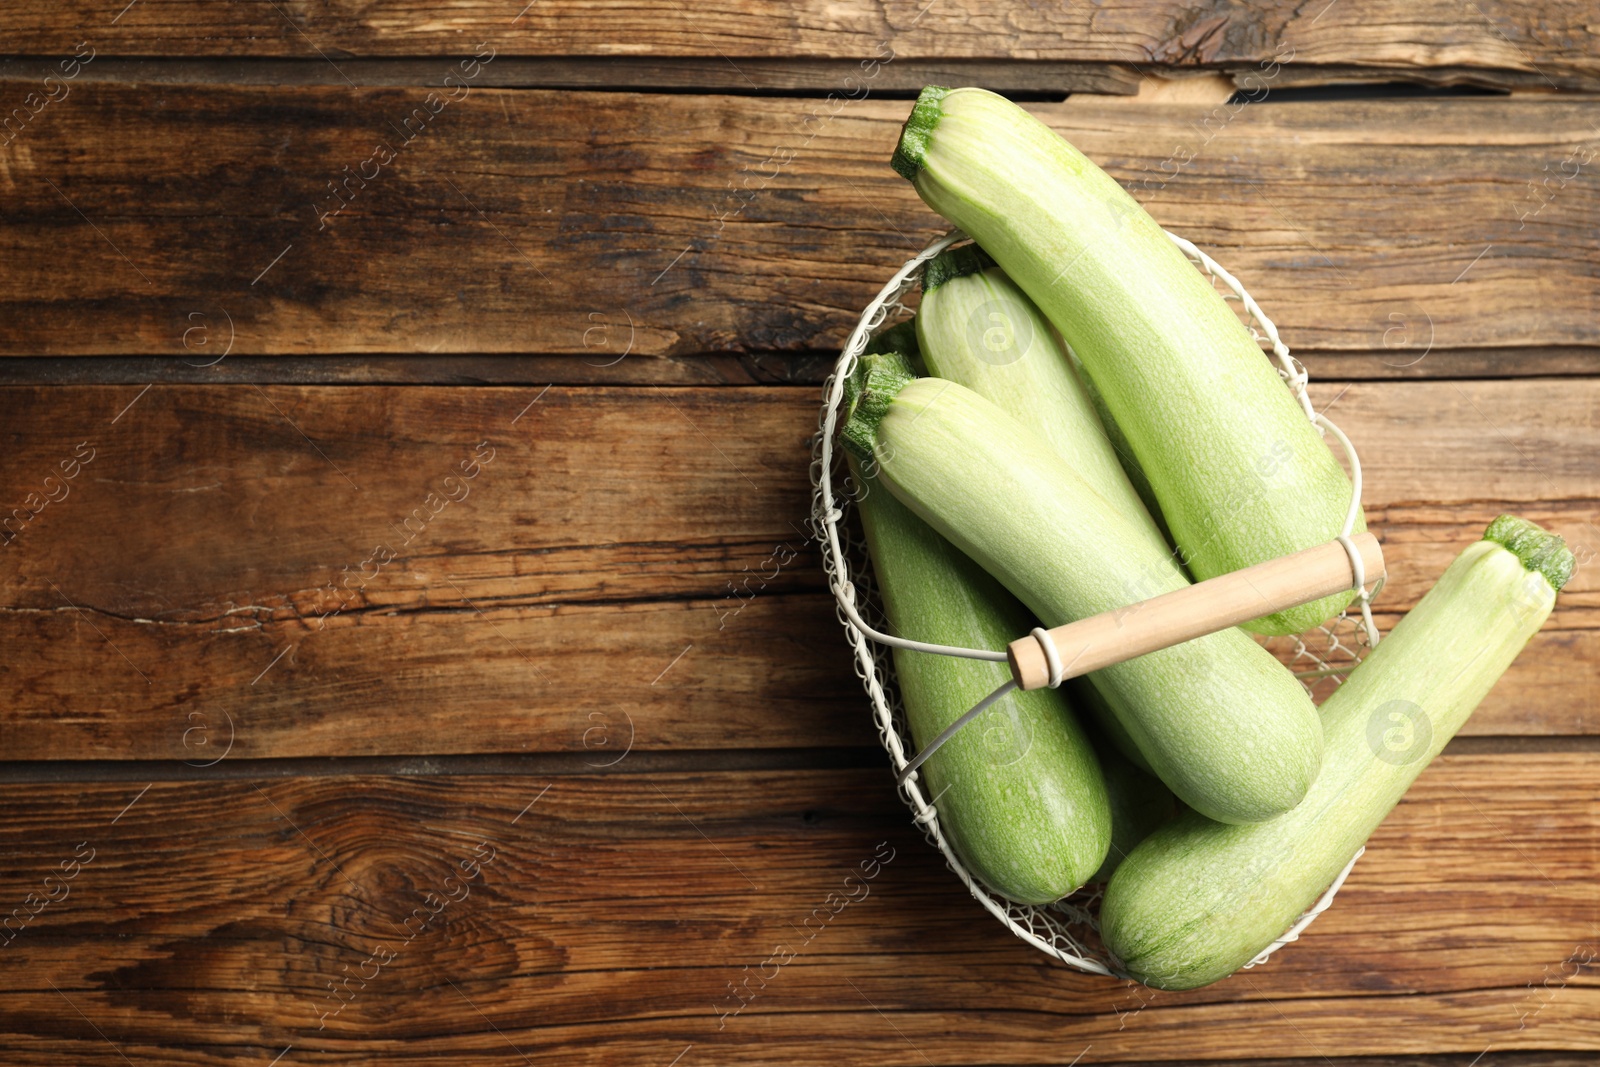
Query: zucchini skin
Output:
[[845, 370, 1323, 825], [916, 252, 1160, 540], [1067, 676, 1154, 776], [1101, 518, 1571, 989], [895, 86, 1362, 636], [1091, 736, 1180, 884], [849, 455, 1111, 903], [865, 316, 920, 359], [1061, 342, 1175, 551]]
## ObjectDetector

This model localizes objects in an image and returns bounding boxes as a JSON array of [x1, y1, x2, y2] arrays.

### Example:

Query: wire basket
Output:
[[809, 228, 1379, 979]]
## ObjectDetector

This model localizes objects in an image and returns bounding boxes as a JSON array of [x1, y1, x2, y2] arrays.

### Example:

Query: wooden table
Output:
[[1, 4, 1596, 1063]]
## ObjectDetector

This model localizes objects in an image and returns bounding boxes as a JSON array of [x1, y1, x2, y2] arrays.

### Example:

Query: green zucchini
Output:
[[1100, 516, 1572, 989], [916, 253, 1185, 772], [847, 446, 1110, 902], [1067, 676, 1154, 776], [865, 316, 920, 359], [1090, 736, 1180, 884], [894, 86, 1361, 636], [1061, 343, 1172, 548], [841, 357, 1323, 825], [916, 245, 1159, 537]]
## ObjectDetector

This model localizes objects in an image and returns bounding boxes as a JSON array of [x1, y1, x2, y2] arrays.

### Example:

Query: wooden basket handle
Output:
[[1008, 533, 1385, 691]]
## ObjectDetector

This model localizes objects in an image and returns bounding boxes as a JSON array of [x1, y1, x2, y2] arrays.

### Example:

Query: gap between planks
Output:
[[0, 350, 1596, 386], [0, 736, 1590, 783], [0, 56, 1553, 95], [0, 56, 1126, 96], [0, 56, 1573, 98]]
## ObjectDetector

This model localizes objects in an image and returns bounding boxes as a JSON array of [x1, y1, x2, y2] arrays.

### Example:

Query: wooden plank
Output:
[[0, 378, 1595, 759], [0, 88, 1595, 363], [0, 352, 849, 388], [0, 2, 1597, 91], [0, 758, 1595, 1062], [0, 383, 862, 760]]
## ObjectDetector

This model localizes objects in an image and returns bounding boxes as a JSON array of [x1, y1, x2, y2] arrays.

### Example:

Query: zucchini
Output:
[[915, 255, 1183, 773], [894, 86, 1361, 636], [1067, 676, 1154, 776], [865, 316, 920, 359], [1091, 736, 1180, 884], [1100, 516, 1573, 989], [847, 445, 1110, 902], [1062, 343, 1173, 548], [841, 356, 1323, 825], [916, 245, 1160, 538]]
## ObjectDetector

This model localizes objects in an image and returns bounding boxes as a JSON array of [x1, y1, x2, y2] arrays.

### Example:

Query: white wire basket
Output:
[[809, 228, 1380, 980]]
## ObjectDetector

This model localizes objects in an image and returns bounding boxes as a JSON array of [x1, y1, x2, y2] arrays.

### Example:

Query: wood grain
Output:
[[0, 349, 1599, 391], [0, 379, 1594, 758], [0, 55, 1146, 96], [0, 12, 1592, 1063], [0, 87, 1595, 364], [0, 383, 860, 760], [0, 758, 1595, 1063], [1, 1, 1597, 91]]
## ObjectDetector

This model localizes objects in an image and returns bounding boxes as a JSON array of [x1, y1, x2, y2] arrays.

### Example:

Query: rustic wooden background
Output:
[[1, 2, 1597, 1064]]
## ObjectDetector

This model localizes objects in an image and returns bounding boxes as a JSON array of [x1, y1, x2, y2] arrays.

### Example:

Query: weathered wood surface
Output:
[[0, 13, 1593, 1067], [0, 88, 1595, 363], [0, 55, 1147, 96], [2, 1, 1599, 91], [2, 348, 1600, 389], [0, 759, 1595, 1063], [0, 379, 1593, 760], [0, 383, 860, 759]]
